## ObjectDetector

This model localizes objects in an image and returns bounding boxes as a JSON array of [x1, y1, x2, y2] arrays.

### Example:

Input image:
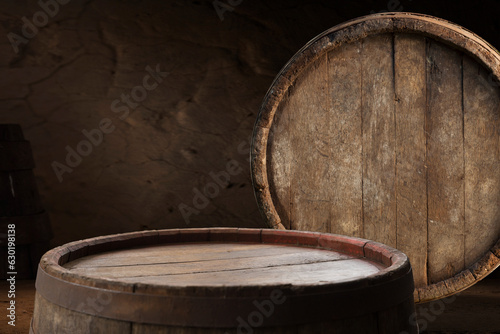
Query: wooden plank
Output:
[[327, 40, 364, 237], [65, 243, 286, 268], [463, 55, 500, 267], [267, 93, 291, 229], [288, 55, 331, 232], [66, 247, 354, 278], [393, 34, 428, 287], [116, 259, 383, 286], [361, 33, 397, 248], [426, 40, 465, 283], [252, 13, 500, 302]]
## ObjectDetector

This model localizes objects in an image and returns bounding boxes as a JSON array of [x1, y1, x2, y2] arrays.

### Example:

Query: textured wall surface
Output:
[[1, 0, 499, 246]]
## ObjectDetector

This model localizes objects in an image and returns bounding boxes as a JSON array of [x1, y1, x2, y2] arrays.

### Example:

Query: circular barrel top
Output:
[[63, 241, 385, 287], [251, 12, 500, 303], [36, 228, 413, 328]]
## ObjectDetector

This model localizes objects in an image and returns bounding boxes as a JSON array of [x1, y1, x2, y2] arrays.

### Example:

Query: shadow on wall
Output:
[[0, 0, 499, 246]]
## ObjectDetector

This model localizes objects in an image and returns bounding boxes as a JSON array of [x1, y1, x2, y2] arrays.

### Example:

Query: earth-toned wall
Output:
[[1, 0, 499, 246]]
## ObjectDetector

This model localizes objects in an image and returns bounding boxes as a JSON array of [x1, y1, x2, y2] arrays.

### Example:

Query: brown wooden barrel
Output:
[[31, 228, 417, 333], [250, 12, 500, 304], [0, 124, 52, 279]]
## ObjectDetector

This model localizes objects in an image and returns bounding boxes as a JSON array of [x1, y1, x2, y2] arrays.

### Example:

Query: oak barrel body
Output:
[[31, 228, 417, 333], [251, 12, 500, 303], [0, 124, 52, 279]]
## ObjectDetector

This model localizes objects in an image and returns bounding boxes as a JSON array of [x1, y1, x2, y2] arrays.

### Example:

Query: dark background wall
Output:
[[1, 0, 500, 247]]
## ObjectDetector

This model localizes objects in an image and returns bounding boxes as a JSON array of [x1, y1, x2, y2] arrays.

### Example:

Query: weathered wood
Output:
[[463, 55, 500, 267], [288, 55, 331, 232], [251, 12, 500, 303], [267, 96, 291, 229], [361, 33, 397, 248], [31, 228, 417, 334], [394, 33, 428, 287], [327, 40, 364, 237], [65, 243, 353, 268], [426, 39, 465, 283], [33, 292, 130, 334]]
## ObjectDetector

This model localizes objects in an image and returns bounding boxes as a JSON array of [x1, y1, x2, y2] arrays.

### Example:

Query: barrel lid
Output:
[[250, 12, 500, 303], [36, 228, 414, 328]]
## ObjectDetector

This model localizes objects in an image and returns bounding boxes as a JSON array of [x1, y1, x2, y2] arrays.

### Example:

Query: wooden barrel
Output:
[[0, 124, 52, 279], [250, 12, 500, 303], [31, 228, 417, 333]]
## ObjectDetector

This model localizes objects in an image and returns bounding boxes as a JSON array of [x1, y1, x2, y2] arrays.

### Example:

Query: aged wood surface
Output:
[[252, 12, 500, 302], [63, 243, 382, 285], [463, 55, 500, 268], [288, 56, 331, 232], [327, 40, 363, 238], [361, 33, 397, 248], [394, 34, 428, 287], [426, 39, 465, 283], [31, 228, 417, 334], [267, 94, 291, 229]]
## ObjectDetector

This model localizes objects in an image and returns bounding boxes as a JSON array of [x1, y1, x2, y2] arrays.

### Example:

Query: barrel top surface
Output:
[[251, 12, 500, 303], [38, 228, 411, 294], [62, 242, 385, 287], [34, 228, 416, 329]]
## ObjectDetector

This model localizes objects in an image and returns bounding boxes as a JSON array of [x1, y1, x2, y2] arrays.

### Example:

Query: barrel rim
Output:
[[250, 12, 500, 303], [35, 228, 415, 327]]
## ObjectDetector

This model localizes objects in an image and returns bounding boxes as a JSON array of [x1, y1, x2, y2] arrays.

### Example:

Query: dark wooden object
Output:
[[251, 12, 500, 303], [0, 124, 52, 279], [30, 228, 417, 333]]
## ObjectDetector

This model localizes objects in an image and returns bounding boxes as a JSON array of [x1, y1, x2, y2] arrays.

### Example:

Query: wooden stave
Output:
[[250, 12, 500, 303], [31, 228, 417, 333]]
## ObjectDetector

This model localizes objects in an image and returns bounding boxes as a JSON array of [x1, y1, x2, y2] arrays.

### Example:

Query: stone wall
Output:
[[1, 0, 499, 246]]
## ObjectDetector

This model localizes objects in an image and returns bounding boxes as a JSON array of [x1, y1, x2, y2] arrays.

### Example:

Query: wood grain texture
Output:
[[252, 12, 500, 303], [394, 34, 428, 287], [463, 55, 500, 267], [32, 292, 130, 334], [63, 243, 381, 285], [361, 33, 397, 248], [267, 96, 291, 229], [32, 228, 417, 333], [426, 39, 465, 283], [327, 40, 364, 237], [288, 55, 331, 232]]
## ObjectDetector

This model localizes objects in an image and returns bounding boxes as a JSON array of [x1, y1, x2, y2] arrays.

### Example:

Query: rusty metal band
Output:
[[36, 264, 414, 328]]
